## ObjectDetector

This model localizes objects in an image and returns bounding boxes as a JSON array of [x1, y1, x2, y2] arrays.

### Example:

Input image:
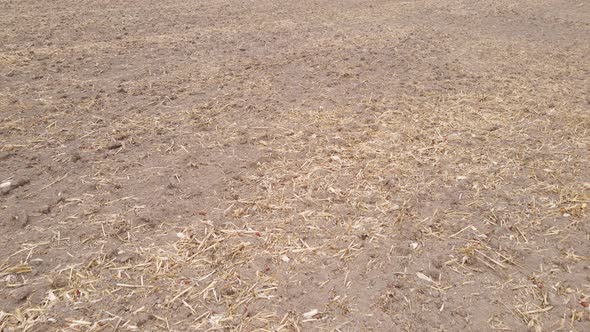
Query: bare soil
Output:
[[1, 0, 589, 331]]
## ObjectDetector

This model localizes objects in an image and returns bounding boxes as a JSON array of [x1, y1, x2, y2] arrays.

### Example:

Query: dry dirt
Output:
[[1, 0, 590, 331]]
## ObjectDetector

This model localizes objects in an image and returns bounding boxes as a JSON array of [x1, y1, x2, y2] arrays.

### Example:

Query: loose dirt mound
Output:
[[1, 0, 589, 331]]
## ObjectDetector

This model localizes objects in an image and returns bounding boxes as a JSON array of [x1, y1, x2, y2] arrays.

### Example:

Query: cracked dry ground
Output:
[[1, 0, 589, 331]]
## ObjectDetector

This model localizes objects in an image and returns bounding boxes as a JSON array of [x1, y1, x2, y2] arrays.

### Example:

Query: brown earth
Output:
[[1, 0, 589, 331]]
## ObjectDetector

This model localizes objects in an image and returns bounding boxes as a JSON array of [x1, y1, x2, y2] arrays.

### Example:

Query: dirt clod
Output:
[[50, 276, 69, 289], [105, 142, 122, 150], [11, 286, 33, 302]]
